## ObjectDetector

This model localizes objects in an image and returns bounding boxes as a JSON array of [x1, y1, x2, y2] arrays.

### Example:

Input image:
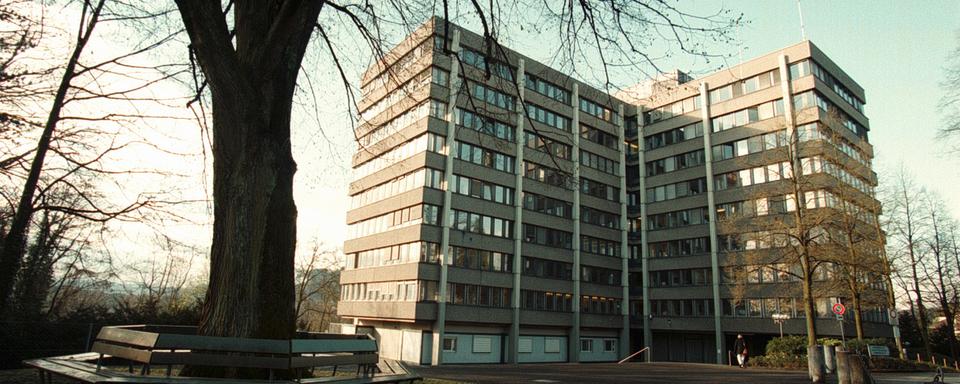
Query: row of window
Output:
[[447, 282, 512, 308], [647, 207, 709, 231], [450, 246, 513, 273], [712, 130, 787, 162], [525, 162, 569, 189], [580, 149, 619, 175], [649, 268, 713, 287], [348, 204, 441, 239], [581, 235, 620, 257], [581, 124, 619, 150], [458, 45, 515, 81], [358, 99, 443, 149], [581, 295, 622, 315], [581, 265, 621, 286], [650, 299, 716, 317], [347, 241, 441, 269], [361, 36, 433, 97], [708, 69, 781, 105], [457, 108, 515, 142], [790, 59, 864, 113], [523, 224, 573, 249], [525, 131, 572, 160], [526, 102, 572, 132], [644, 121, 704, 150], [646, 149, 704, 176], [448, 209, 514, 238], [648, 237, 710, 258], [798, 123, 871, 169], [454, 141, 515, 173], [721, 297, 851, 319], [580, 178, 620, 202], [717, 227, 829, 253], [341, 280, 437, 302], [525, 73, 571, 103], [522, 289, 573, 312], [450, 173, 514, 206], [523, 192, 572, 219], [579, 98, 618, 123], [714, 161, 792, 190], [806, 155, 875, 195], [351, 167, 443, 209], [354, 132, 445, 180], [644, 94, 701, 124], [581, 207, 620, 229], [711, 98, 785, 132], [645, 177, 707, 203], [467, 80, 516, 111], [360, 67, 431, 123], [522, 257, 572, 280]]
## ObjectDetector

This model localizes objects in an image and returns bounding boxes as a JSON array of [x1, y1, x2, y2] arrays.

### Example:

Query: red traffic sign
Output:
[[832, 303, 846, 315]]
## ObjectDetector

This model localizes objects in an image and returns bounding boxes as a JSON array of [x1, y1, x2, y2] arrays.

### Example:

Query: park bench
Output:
[[24, 325, 421, 384]]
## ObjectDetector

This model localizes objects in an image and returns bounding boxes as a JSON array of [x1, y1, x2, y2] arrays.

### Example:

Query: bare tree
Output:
[[940, 30, 960, 149], [920, 194, 959, 361], [884, 167, 934, 358], [294, 243, 341, 332], [0, 0, 190, 316]]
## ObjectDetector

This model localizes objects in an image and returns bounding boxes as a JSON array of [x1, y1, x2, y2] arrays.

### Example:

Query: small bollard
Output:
[[824, 345, 836, 374], [837, 350, 851, 384], [847, 354, 871, 384]]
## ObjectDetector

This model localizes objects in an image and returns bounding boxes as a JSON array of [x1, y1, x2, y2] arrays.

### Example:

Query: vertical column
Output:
[[508, 58, 527, 365], [778, 54, 801, 172], [432, 29, 461, 366], [637, 112, 652, 361], [617, 104, 630, 359], [569, 83, 581, 363], [699, 82, 724, 365]]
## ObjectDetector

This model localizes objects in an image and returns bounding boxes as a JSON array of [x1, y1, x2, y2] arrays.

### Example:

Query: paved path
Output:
[[414, 362, 950, 384]]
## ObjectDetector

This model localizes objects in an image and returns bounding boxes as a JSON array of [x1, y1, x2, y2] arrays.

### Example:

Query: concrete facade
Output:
[[340, 18, 892, 365]]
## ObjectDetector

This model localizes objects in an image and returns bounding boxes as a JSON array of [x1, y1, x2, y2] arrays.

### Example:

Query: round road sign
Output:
[[832, 303, 846, 315]]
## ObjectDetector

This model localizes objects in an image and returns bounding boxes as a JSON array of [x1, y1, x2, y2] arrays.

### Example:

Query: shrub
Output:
[[845, 338, 893, 355], [749, 354, 807, 369], [818, 338, 842, 347], [869, 357, 953, 372], [765, 335, 808, 356]]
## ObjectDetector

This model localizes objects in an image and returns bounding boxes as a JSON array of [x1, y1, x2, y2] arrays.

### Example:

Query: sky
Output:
[[45, 0, 957, 273], [287, 0, 960, 258]]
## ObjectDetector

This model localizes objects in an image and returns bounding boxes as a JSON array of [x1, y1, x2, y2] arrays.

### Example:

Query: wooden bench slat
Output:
[[93, 342, 153, 364], [24, 359, 112, 383], [290, 353, 378, 368], [292, 339, 378, 353], [97, 327, 159, 348], [149, 351, 290, 369], [154, 333, 289, 354]]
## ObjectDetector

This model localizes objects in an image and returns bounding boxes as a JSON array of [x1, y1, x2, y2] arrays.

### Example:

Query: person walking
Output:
[[734, 334, 748, 368]]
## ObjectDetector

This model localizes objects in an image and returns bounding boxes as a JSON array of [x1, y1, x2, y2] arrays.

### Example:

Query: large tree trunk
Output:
[[851, 289, 864, 340], [174, 1, 323, 378]]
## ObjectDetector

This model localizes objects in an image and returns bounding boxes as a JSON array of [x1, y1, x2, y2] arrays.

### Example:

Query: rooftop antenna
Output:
[[797, 0, 807, 41]]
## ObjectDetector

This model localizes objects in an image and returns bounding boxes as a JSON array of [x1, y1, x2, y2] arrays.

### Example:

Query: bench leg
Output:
[[166, 365, 172, 376]]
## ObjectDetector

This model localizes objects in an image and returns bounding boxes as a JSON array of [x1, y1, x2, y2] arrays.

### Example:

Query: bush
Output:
[[765, 335, 808, 356], [818, 338, 842, 347], [869, 357, 953, 372], [749, 354, 808, 369], [845, 338, 893, 355]]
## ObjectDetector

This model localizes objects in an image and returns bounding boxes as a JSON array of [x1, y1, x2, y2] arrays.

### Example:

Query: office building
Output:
[[339, 18, 892, 365]]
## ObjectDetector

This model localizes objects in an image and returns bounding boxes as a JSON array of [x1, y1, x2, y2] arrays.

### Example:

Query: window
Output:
[[580, 339, 593, 352], [443, 336, 457, 352], [473, 336, 493, 353], [526, 102, 571, 131], [544, 338, 561, 353], [604, 340, 617, 353], [525, 74, 571, 103], [518, 337, 534, 353], [525, 131, 572, 159], [458, 109, 515, 142]]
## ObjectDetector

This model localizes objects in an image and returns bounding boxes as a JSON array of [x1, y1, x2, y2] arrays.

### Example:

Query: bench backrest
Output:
[[91, 325, 379, 370]]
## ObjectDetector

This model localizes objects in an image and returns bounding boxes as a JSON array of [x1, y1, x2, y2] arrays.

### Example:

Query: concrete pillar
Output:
[[508, 58, 527, 365], [698, 82, 724, 365], [432, 28, 461, 366], [617, 104, 630, 360], [636, 112, 652, 361], [569, 83, 582, 363]]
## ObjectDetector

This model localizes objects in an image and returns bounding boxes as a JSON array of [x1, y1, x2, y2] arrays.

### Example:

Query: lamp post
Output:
[[772, 313, 790, 338]]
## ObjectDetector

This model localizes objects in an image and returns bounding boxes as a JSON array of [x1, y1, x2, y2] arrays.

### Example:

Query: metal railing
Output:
[[617, 347, 650, 364]]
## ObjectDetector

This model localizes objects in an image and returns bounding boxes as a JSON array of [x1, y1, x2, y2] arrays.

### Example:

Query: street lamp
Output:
[[772, 313, 791, 338]]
